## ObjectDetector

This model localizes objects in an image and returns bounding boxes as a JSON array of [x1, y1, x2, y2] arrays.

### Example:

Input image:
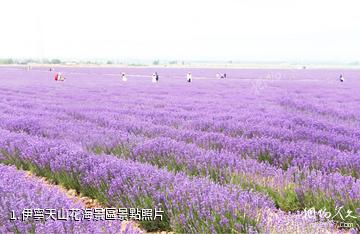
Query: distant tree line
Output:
[[0, 58, 194, 66], [0, 58, 64, 64], [0, 58, 14, 64]]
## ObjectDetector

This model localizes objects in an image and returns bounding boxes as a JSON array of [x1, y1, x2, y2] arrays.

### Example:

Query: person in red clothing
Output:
[[54, 72, 59, 81], [54, 72, 64, 81]]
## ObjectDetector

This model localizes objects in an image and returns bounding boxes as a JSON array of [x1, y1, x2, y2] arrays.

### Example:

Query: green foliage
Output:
[[258, 151, 274, 165], [3, 143, 359, 232], [0, 58, 14, 64], [51, 59, 62, 64], [129, 63, 146, 66], [93, 144, 360, 229]]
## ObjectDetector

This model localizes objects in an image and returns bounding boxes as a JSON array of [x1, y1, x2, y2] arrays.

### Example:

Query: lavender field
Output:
[[0, 66, 359, 233]]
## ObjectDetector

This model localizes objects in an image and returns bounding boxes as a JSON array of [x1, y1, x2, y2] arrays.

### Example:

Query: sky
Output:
[[0, 0, 359, 62]]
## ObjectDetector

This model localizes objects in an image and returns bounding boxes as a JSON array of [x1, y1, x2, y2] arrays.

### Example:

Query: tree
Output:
[[51, 59, 62, 64], [42, 58, 50, 64], [153, 60, 160, 65], [0, 58, 14, 64]]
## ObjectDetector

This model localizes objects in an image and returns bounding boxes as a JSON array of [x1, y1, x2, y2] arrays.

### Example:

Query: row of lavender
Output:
[[1, 88, 360, 181], [1, 75, 359, 139], [1, 98, 360, 212], [2, 97, 360, 154], [0, 129, 342, 233], [1, 72, 359, 151], [0, 164, 137, 233], [1, 89, 360, 178], [1, 101, 359, 214]]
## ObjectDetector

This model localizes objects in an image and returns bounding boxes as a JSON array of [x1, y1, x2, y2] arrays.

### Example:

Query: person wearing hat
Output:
[[121, 72, 127, 82], [339, 74, 344, 82]]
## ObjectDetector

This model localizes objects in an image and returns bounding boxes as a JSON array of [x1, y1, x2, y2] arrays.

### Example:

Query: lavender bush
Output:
[[0, 164, 138, 234]]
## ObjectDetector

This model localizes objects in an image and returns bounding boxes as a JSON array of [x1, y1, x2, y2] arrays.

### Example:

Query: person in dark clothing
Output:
[[339, 74, 344, 82]]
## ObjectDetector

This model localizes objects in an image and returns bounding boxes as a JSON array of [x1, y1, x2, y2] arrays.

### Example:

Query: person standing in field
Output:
[[187, 72, 192, 82], [223, 73, 227, 79], [339, 74, 344, 82], [121, 72, 127, 82], [155, 72, 159, 82], [216, 73, 220, 79], [152, 73, 157, 83]]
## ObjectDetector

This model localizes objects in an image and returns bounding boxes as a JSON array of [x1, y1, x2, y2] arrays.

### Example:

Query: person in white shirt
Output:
[[58, 72, 65, 81], [152, 73, 157, 83], [121, 72, 127, 82], [216, 73, 220, 79], [187, 72, 192, 82]]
